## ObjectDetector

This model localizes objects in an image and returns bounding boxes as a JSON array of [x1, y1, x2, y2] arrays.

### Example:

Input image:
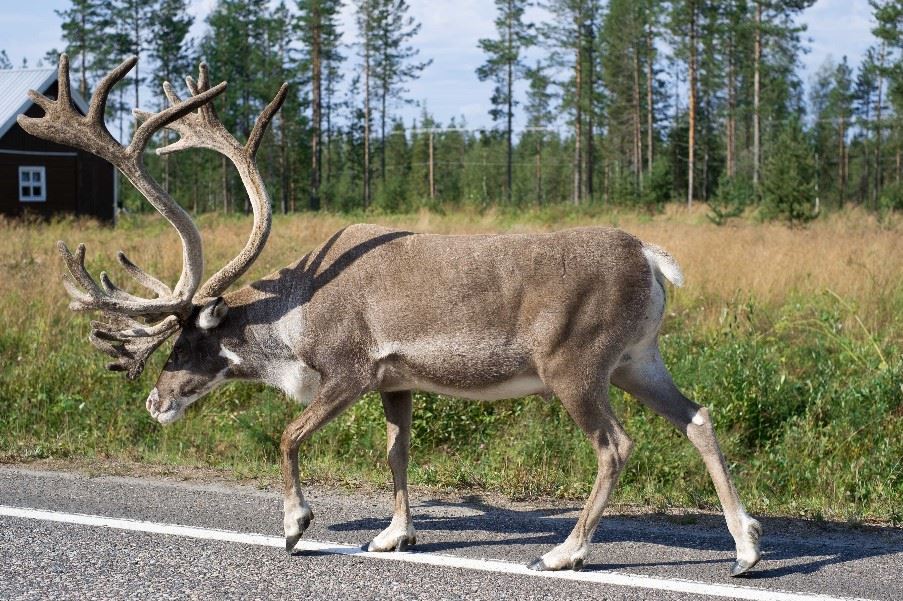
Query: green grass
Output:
[[0, 210, 901, 524]]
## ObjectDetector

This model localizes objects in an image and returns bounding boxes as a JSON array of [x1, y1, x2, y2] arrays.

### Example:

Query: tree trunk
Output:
[[585, 22, 594, 203], [726, 26, 736, 178], [506, 4, 514, 205], [874, 41, 886, 209], [281, 114, 289, 214], [380, 78, 387, 185], [79, 11, 88, 98], [573, 41, 582, 205], [838, 114, 846, 204], [310, 4, 322, 211], [222, 154, 229, 213], [687, 1, 697, 208], [133, 1, 140, 110], [632, 43, 643, 191], [363, 17, 372, 209], [645, 24, 654, 174], [753, 1, 762, 189], [863, 91, 872, 205]]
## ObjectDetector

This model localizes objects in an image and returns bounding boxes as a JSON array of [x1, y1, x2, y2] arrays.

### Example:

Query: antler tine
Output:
[[88, 56, 138, 135], [56, 53, 72, 110], [128, 80, 226, 157], [92, 315, 179, 342], [23, 55, 229, 319], [116, 251, 173, 298], [246, 83, 289, 157], [154, 64, 287, 299], [56, 239, 188, 316]]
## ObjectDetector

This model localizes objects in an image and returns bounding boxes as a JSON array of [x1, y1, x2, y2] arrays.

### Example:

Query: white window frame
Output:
[[19, 166, 47, 202]]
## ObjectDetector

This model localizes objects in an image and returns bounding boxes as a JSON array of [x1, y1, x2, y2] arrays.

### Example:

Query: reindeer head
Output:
[[19, 55, 286, 424], [147, 297, 236, 424]]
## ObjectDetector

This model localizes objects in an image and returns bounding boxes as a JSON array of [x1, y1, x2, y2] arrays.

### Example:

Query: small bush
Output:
[[708, 173, 755, 225], [761, 119, 819, 224]]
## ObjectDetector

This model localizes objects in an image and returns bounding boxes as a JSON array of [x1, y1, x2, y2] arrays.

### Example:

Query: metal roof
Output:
[[0, 67, 90, 141]]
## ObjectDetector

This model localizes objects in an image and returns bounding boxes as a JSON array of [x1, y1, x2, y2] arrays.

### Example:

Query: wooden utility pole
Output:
[[428, 129, 435, 200]]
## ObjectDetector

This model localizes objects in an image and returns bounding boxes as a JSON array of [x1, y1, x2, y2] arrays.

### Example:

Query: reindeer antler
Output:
[[148, 63, 288, 299], [18, 55, 286, 379]]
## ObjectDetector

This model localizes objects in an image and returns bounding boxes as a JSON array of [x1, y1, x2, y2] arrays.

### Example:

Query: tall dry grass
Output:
[[3, 206, 900, 336], [1, 208, 900, 523]]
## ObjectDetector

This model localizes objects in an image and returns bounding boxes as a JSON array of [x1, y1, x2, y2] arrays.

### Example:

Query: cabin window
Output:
[[19, 166, 47, 202]]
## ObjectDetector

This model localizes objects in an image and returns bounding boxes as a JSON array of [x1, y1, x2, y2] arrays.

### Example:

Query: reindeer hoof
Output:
[[283, 506, 313, 553], [394, 535, 416, 552], [527, 557, 548, 571], [572, 557, 585, 572], [367, 534, 416, 553], [731, 558, 759, 577], [285, 534, 301, 553]]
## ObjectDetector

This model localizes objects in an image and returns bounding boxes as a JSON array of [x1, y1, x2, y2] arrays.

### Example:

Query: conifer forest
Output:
[[6, 1, 903, 219]]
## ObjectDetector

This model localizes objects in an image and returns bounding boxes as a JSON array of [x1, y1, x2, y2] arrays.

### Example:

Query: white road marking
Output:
[[0, 504, 873, 601]]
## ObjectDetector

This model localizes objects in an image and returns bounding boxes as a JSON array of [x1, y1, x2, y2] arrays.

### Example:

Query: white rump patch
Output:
[[219, 345, 243, 366], [642, 244, 684, 288]]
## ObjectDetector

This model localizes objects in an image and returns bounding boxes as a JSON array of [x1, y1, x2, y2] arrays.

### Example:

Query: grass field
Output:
[[1, 205, 900, 524]]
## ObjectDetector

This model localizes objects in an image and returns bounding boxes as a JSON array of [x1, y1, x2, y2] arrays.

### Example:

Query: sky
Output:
[[0, 0, 880, 130]]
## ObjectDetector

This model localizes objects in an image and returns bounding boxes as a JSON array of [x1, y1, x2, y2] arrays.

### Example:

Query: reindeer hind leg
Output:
[[611, 344, 762, 576]]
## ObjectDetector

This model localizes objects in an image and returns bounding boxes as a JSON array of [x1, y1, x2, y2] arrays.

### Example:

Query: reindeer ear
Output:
[[197, 297, 229, 330]]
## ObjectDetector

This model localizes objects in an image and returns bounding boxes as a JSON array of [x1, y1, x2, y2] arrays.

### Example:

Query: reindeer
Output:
[[21, 56, 762, 577]]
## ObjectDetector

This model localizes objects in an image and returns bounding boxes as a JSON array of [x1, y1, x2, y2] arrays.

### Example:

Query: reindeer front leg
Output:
[[368, 391, 416, 552], [281, 384, 360, 553]]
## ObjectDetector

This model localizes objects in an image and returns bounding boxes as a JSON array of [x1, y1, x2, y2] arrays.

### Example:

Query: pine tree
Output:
[[353, 0, 376, 208], [761, 117, 817, 223], [524, 62, 556, 204], [477, 0, 534, 204], [371, 0, 431, 189], [870, 0, 903, 204], [854, 49, 880, 205], [0, 51, 11, 70], [669, 0, 702, 206], [297, 0, 344, 211], [114, 0, 155, 109], [203, 0, 274, 212], [56, 0, 107, 97], [542, 0, 603, 204], [148, 0, 194, 194], [750, 0, 815, 191]]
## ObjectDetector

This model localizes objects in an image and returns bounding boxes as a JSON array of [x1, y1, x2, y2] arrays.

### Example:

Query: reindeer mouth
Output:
[[147, 389, 186, 425]]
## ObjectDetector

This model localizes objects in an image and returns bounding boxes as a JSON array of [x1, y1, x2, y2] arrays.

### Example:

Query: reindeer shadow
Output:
[[328, 494, 903, 579]]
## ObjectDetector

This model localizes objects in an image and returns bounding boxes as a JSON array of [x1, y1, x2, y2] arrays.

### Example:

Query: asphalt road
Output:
[[1, 465, 901, 600]]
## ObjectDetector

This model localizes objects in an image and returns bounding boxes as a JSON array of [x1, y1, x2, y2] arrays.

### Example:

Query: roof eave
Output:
[[0, 69, 91, 142]]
